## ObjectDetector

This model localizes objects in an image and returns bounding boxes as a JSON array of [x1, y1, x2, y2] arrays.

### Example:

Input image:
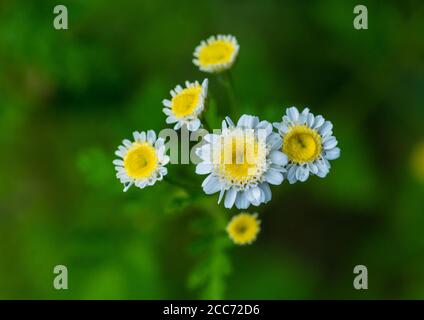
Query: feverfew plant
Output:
[[113, 33, 340, 297]]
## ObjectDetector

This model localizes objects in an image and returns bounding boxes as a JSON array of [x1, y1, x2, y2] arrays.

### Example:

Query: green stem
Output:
[[218, 71, 238, 118], [189, 201, 232, 299]]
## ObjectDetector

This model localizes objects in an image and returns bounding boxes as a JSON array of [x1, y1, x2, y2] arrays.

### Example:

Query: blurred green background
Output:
[[1, 0, 423, 299]]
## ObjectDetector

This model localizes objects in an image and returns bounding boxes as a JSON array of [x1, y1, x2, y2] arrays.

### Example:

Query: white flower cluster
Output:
[[113, 34, 340, 213]]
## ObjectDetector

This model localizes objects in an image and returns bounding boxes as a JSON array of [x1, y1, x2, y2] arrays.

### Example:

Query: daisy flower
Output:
[[193, 35, 239, 73], [162, 79, 208, 131], [113, 130, 169, 191], [226, 213, 261, 245], [273, 107, 340, 184], [195, 115, 288, 209]]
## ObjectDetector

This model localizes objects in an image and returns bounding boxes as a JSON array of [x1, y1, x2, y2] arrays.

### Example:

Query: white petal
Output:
[[201, 173, 213, 187], [258, 188, 265, 203], [259, 183, 272, 202], [155, 137, 165, 148], [269, 150, 288, 166], [140, 132, 146, 142], [323, 136, 338, 150], [133, 131, 141, 141], [308, 162, 319, 175], [123, 139, 132, 148], [161, 155, 170, 165], [306, 113, 315, 127], [113, 159, 124, 166], [160, 167, 168, 177], [225, 116, 235, 127], [287, 165, 298, 184], [313, 115, 325, 129], [188, 119, 201, 131], [316, 160, 330, 178], [273, 122, 283, 130], [325, 147, 340, 160], [270, 163, 286, 172], [296, 166, 310, 182], [166, 115, 177, 124], [237, 115, 259, 128], [118, 175, 131, 183], [267, 133, 283, 150], [115, 150, 125, 158], [147, 130, 156, 144], [156, 145, 165, 156], [287, 107, 299, 122], [162, 99, 172, 108], [202, 175, 221, 194], [235, 191, 250, 209], [163, 108, 173, 116], [256, 120, 272, 136], [196, 162, 213, 175], [264, 169, 284, 185], [299, 108, 310, 124], [273, 122, 289, 134], [134, 179, 146, 187], [201, 78, 209, 94], [251, 187, 262, 205], [224, 187, 237, 209], [319, 121, 333, 137], [218, 188, 225, 204], [195, 144, 211, 161]]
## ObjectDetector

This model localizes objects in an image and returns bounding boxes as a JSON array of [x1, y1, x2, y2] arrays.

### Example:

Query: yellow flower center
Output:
[[216, 134, 266, 185], [283, 125, 322, 164], [124, 143, 158, 179], [227, 213, 260, 245], [171, 86, 202, 118], [198, 40, 235, 66]]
